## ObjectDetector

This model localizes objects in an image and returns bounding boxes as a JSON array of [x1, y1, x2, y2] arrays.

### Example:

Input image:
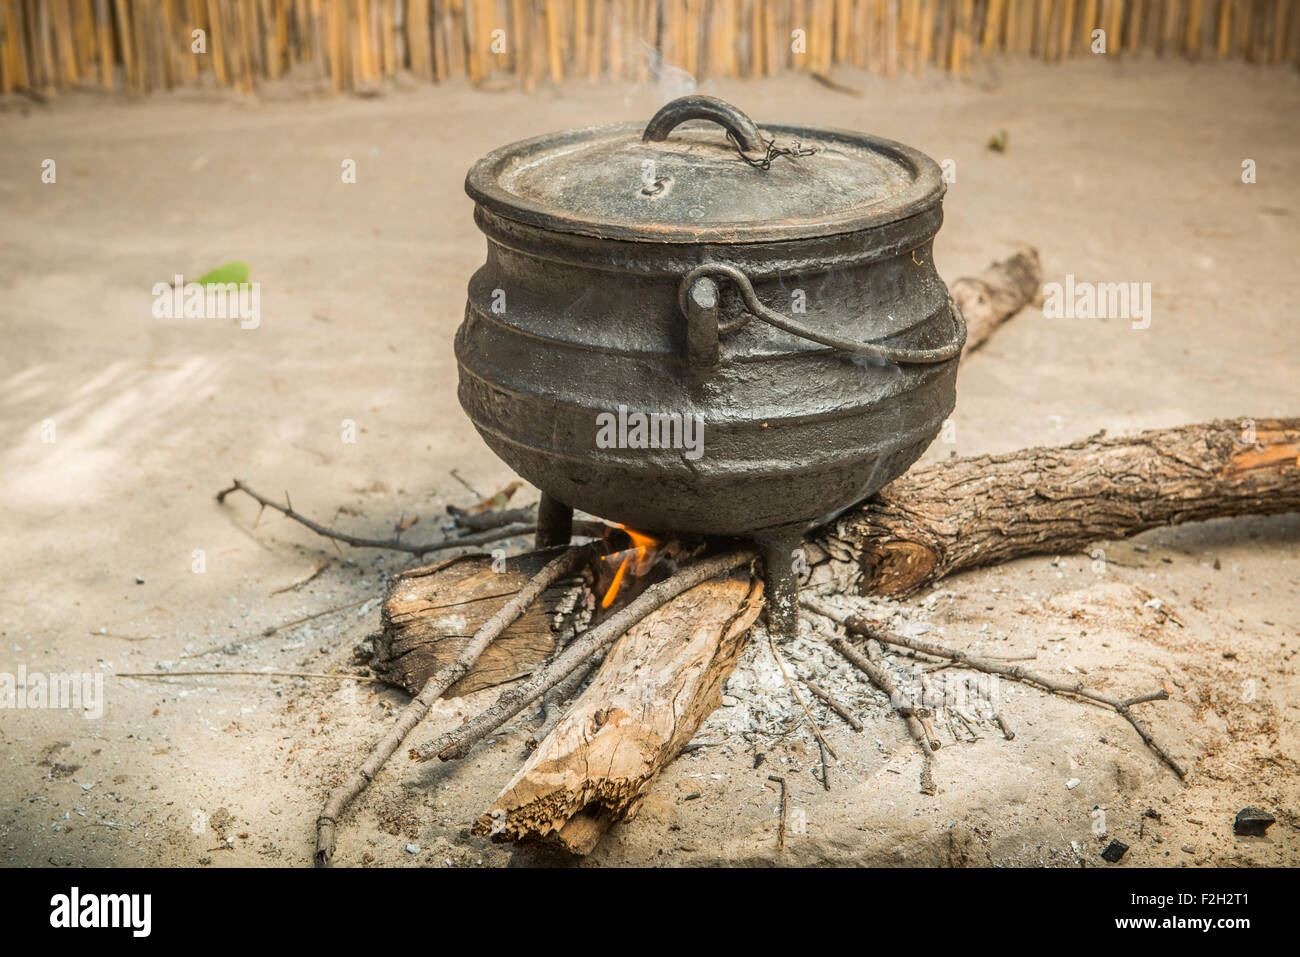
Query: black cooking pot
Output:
[[456, 95, 964, 631]]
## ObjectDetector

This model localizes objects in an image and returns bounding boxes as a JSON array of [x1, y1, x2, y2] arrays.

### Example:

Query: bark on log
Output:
[[815, 417, 1300, 598], [369, 548, 589, 696], [950, 246, 1042, 357], [472, 578, 765, 854]]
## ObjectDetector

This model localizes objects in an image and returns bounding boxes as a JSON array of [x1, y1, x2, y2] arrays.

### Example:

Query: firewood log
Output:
[[949, 245, 1042, 356], [472, 578, 764, 853], [815, 417, 1300, 597], [368, 547, 589, 697]]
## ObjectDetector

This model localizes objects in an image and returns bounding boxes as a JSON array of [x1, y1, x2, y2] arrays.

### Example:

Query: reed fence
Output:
[[1, 1, 1296, 97]]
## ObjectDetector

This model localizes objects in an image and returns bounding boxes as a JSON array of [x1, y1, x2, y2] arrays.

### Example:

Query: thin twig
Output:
[[805, 680, 863, 732], [768, 775, 788, 850], [271, 562, 330, 594], [448, 468, 482, 498], [451, 505, 536, 532], [918, 712, 944, 750], [951, 708, 981, 742], [918, 673, 944, 750], [117, 670, 369, 681], [849, 618, 1188, 780], [1124, 690, 1170, 707], [942, 705, 961, 744], [314, 541, 605, 866], [217, 479, 532, 557], [826, 634, 937, 794], [525, 651, 604, 753], [254, 597, 371, 634], [804, 596, 936, 794], [768, 634, 838, 761], [924, 653, 1037, 672], [410, 550, 756, 763]]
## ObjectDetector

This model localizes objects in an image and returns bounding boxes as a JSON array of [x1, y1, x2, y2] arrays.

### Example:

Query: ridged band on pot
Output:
[[455, 95, 965, 539]]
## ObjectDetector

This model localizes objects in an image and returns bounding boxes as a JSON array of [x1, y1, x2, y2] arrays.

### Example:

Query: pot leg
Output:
[[535, 493, 574, 549], [756, 525, 805, 639]]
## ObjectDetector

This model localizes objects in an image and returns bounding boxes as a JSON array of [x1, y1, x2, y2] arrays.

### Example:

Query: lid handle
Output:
[[642, 95, 764, 153]]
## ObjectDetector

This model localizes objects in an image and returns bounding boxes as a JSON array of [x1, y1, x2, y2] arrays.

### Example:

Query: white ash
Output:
[[698, 588, 1009, 744]]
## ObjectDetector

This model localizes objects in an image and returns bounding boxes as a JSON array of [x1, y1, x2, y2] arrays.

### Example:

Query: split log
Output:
[[950, 246, 1042, 357], [369, 548, 589, 696], [471, 578, 765, 853], [815, 417, 1300, 597]]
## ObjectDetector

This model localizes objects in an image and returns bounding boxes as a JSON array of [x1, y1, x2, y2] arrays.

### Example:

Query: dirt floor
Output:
[[1, 57, 1297, 868]]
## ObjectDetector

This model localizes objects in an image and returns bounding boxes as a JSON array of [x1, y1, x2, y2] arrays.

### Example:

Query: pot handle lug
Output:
[[677, 263, 967, 365], [642, 95, 764, 154], [683, 274, 720, 377]]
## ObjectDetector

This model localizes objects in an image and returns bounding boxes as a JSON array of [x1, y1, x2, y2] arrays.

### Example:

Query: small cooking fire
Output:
[[599, 524, 661, 608]]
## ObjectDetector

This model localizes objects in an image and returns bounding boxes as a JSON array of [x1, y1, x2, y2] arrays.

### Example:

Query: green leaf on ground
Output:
[[193, 261, 251, 286]]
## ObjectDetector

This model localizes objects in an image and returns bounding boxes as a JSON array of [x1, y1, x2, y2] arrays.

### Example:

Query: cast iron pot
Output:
[[455, 95, 965, 628]]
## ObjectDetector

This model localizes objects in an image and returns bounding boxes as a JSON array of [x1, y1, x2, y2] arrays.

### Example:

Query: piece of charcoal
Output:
[[1233, 807, 1275, 837], [1100, 839, 1129, 863]]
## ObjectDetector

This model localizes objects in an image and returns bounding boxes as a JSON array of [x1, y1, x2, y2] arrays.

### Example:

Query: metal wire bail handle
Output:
[[678, 262, 967, 368]]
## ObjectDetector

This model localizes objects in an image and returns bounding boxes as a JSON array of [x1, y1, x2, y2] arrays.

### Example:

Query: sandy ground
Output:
[[1, 57, 1297, 868]]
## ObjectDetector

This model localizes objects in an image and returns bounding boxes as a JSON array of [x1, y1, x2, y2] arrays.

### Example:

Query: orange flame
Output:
[[600, 525, 660, 609]]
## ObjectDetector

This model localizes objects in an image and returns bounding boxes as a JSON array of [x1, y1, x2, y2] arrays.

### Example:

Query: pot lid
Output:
[[465, 94, 944, 244]]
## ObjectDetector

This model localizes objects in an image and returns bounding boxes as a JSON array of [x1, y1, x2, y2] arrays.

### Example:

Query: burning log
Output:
[[369, 524, 676, 697], [473, 578, 764, 853]]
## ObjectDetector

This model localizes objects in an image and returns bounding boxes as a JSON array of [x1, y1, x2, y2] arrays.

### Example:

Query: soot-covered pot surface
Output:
[[455, 94, 965, 631]]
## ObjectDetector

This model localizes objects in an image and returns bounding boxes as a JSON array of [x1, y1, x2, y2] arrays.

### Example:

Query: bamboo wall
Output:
[[2, 1, 1297, 98]]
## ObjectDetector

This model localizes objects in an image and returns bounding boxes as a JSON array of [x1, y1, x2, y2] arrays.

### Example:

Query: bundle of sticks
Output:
[[211, 247, 1299, 863], [5, 1, 1297, 99]]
